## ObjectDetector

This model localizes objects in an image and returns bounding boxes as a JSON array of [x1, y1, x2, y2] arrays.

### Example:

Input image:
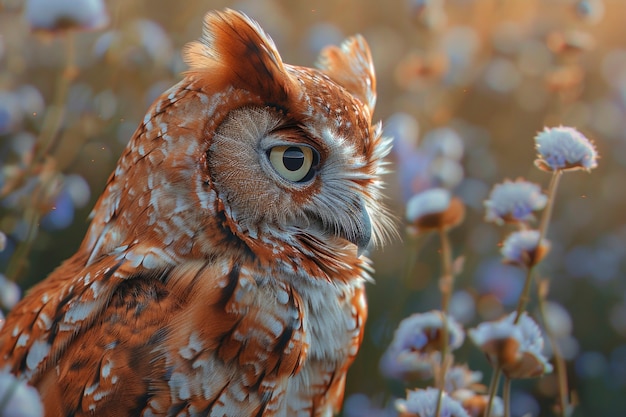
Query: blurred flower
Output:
[[501, 230, 551, 268], [41, 189, 75, 231], [534, 126, 598, 172], [0, 274, 21, 310], [0, 232, 6, 252], [406, 188, 465, 234], [443, 365, 505, 417], [408, 0, 447, 31], [94, 19, 174, 68], [421, 128, 464, 161], [380, 311, 464, 381], [547, 30, 595, 55], [484, 179, 547, 225], [439, 27, 480, 86], [25, 0, 109, 33], [544, 66, 584, 96], [344, 393, 397, 417], [0, 371, 43, 417], [395, 52, 448, 90], [539, 301, 573, 339], [469, 312, 553, 379], [483, 58, 521, 94], [0, 92, 24, 135], [388, 117, 465, 201], [575, 351, 607, 379], [573, 0, 605, 24], [448, 290, 476, 324], [452, 390, 504, 417], [396, 388, 470, 417], [444, 365, 482, 393], [306, 22, 344, 56]]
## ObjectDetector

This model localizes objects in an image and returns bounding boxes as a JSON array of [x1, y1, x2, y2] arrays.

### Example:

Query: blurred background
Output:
[[1, 0, 625, 415]]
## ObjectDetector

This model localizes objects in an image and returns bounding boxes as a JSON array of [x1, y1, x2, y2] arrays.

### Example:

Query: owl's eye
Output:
[[268, 145, 320, 183]]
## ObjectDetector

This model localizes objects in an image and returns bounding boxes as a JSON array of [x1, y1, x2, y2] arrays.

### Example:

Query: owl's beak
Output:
[[347, 203, 371, 257]]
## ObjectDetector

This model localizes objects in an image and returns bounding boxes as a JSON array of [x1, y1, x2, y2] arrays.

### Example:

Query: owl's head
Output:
[[84, 10, 394, 280]]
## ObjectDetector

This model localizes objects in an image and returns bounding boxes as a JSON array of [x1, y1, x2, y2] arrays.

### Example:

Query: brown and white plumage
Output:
[[0, 9, 393, 416]]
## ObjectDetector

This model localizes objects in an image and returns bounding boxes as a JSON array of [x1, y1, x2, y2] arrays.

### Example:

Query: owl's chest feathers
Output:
[[164, 259, 364, 389]]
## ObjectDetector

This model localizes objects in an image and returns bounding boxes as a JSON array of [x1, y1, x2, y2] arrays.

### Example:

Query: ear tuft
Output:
[[317, 35, 377, 114], [183, 9, 291, 100]]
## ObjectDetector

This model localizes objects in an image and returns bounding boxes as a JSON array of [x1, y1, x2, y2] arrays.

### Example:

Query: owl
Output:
[[0, 9, 393, 417]]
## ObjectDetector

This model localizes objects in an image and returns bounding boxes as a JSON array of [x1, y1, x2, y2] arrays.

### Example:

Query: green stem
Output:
[[537, 170, 562, 245], [503, 377, 511, 417], [435, 228, 454, 417], [5, 34, 76, 282], [538, 279, 571, 417], [513, 170, 562, 323], [484, 367, 501, 417], [34, 33, 75, 164]]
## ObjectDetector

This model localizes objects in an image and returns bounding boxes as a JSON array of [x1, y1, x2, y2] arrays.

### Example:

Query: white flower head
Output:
[[444, 364, 483, 393], [534, 126, 598, 172], [501, 230, 550, 268], [484, 179, 547, 225], [407, 188, 452, 222], [380, 311, 465, 381], [406, 188, 465, 233], [0, 274, 21, 310], [469, 312, 553, 379], [25, 0, 109, 33], [396, 388, 470, 417], [0, 371, 44, 417], [452, 390, 504, 417]]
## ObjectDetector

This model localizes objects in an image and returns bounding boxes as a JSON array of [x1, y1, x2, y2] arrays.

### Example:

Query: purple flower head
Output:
[[380, 311, 464, 381], [25, 0, 109, 33], [469, 312, 553, 379], [501, 230, 551, 268], [484, 179, 547, 225], [534, 126, 598, 172], [396, 388, 470, 417]]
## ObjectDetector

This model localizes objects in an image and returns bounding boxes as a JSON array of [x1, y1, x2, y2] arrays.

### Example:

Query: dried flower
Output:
[[25, 0, 109, 33], [469, 312, 553, 379], [534, 126, 598, 172], [484, 179, 547, 225], [380, 311, 465, 381], [444, 365, 483, 393], [406, 188, 465, 233], [501, 230, 550, 268], [0, 371, 44, 417], [396, 388, 470, 417], [452, 390, 504, 417]]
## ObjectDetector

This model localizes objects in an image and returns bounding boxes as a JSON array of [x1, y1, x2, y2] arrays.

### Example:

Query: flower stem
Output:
[[537, 170, 562, 245], [503, 377, 511, 417], [513, 170, 562, 323], [5, 33, 76, 282], [435, 228, 454, 417], [537, 279, 571, 417], [484, 367, 502, 417], [439, 228, 453, 311]]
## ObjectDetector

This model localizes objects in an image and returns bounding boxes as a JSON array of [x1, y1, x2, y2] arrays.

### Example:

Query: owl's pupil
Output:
[[283, 147, 305, 171]]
